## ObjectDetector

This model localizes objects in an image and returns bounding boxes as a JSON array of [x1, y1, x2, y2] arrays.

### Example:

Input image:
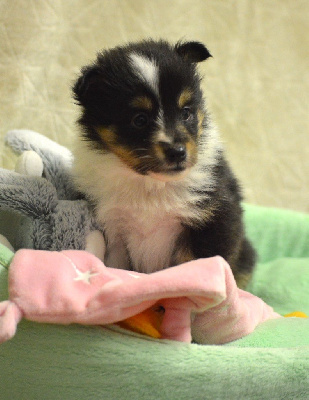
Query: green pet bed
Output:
[[0, 204, 308, 400]]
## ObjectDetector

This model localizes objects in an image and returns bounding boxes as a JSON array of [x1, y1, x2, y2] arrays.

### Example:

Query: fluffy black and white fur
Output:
[[72, 39, 256, 288]]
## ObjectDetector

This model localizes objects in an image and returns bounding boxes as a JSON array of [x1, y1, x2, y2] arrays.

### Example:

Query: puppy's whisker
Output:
[[136, 159, 162, 174]]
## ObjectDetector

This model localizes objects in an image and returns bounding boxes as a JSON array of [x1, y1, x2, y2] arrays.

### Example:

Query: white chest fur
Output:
[[103, 204, 183, 273], [73, 127, 220, 273], [92, 158, 194, 273], [73, 146, 197, 273]]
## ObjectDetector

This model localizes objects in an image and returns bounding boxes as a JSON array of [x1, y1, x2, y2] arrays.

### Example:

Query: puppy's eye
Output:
[[181, 107, 192, 121], [131, 113, 149, 129]]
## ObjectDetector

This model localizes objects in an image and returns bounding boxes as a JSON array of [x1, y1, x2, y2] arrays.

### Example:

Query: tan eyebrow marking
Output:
[[131, 96, 153, 110], [178, 89, 193, 109]]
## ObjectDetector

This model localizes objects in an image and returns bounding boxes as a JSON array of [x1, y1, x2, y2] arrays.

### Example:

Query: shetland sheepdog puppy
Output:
[[72, 39, 256, 288]]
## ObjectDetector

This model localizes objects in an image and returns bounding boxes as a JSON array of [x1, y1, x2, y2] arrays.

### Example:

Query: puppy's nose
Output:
[[162, 143, 187, 164]]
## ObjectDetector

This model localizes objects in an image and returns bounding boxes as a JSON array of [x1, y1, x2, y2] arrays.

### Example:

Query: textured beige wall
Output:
[[0, 0, 308, 212]]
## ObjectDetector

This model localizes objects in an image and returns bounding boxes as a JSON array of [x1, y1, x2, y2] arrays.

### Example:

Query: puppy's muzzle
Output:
[[160, 142, 187, 164]]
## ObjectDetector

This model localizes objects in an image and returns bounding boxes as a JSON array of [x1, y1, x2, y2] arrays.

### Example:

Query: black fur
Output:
[[73, 40, 207, 151], [73, 39, 256, 287], [186, 156, 256, 276]]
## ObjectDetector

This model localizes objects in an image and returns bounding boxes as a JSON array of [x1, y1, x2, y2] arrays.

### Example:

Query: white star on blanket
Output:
[[74, 268, 100, 284]]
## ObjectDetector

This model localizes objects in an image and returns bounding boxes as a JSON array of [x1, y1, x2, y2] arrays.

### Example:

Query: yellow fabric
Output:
[[0, 0, 308, 212], [284, 311, 308, 318], [117, 307, 163, 339]]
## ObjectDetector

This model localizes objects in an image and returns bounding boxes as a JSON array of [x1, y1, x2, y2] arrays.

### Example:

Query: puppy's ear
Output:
[[175, 41, 212, 63], [73, 65, 101, 104]]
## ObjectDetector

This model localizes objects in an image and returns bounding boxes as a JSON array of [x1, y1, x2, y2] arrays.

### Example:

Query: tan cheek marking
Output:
[[113, 147, 141, 169], [178, 89, 193, 109], [131, 96, 153, 110], [153, 143, 166, 161], [97, 126, 118, 147], [97, 126, 140, 169]]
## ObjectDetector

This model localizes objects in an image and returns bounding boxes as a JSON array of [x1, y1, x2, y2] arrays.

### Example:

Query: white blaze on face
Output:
[[129, 53, 159, 96], [129, 53, 168, 144]]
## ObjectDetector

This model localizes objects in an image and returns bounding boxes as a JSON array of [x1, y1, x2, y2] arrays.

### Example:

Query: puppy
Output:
[[72, 39, 256, 288]]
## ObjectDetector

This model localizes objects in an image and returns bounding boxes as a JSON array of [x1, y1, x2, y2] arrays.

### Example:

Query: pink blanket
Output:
[[0, 250, 280, 344]]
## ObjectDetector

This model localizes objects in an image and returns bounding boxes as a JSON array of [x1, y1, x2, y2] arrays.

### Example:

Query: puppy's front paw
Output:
[[85, 230, 106, 261]]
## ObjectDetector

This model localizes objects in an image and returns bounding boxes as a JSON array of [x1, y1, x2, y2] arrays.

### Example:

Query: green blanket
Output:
[[0, 204, 308, 399]]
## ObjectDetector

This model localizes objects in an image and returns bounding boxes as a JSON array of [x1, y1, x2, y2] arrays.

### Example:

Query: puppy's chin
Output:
[[148, 168, 191, 182]]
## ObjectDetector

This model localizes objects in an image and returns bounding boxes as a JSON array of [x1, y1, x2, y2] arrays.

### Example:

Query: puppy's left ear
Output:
[[175, 41, 212, 63], [73, 65, 101, 105]]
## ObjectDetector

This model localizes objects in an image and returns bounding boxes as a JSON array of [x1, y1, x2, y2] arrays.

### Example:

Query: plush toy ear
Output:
[[73, 65, 101, 104], [175, 41, 212, 63]]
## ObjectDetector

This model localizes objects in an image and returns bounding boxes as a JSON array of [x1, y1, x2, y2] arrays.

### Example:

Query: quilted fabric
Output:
[[0, 0, 308, 212]]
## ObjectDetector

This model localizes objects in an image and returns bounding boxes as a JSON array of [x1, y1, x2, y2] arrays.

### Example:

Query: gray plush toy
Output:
[[0, 130, 105, 260]]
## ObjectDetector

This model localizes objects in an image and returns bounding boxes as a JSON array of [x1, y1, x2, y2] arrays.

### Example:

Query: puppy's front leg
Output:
[[104, 235, 131, 270], [173, 222, 255, 290], [85, 230, 106, 261]]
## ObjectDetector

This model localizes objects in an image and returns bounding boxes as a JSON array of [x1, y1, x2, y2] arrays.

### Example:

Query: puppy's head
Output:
[[73, 40, 211, 181]]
